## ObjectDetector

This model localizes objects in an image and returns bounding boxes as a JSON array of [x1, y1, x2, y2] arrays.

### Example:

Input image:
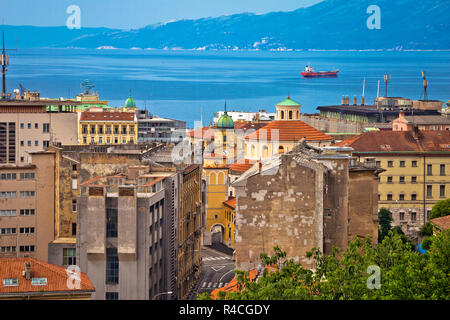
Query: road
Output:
[[186, 245, 235, 300]]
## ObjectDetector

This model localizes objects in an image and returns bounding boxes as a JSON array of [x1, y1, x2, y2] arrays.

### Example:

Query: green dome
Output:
[[217, 111, 234, 129], [124, 96, 136, 108], [277, 96, 301, 107]]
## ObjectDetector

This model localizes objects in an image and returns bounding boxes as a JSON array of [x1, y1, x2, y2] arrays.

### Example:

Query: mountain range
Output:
[[3, 0, 450, 50]]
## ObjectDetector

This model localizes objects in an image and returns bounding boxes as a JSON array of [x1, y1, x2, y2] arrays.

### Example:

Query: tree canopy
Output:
[[430, 198, 450, 219], [198, 230, 449, 300]]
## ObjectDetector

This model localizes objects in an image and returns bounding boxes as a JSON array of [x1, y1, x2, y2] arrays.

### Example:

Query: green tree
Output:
[[430, 198, 450, 219], [199, 231, 450, 300], [419, 222, 434, 237], [378, 208, 393, 243]]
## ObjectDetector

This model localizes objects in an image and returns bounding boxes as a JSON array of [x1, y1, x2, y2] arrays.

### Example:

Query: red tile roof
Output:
[[80, 111, 135, 122], [430, 215, 450, 231], [245, 121, 332, 142], [0, 257, 94, 296], [187, 126, 215, 140], [334, 130, 450, 153], [229, 159, 257, 173], [223, 197, 236, 210]]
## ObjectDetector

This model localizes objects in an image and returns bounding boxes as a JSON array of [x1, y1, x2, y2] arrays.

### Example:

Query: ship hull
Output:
[[301, 70, 339, 77]]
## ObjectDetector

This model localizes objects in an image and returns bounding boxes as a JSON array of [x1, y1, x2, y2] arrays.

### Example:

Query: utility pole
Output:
[[1, 27, 17, 100]]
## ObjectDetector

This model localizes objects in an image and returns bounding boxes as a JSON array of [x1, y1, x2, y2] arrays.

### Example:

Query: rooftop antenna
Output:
[[384, 74, 391, 97], [361, 78, 366, 106], [1, 23, 18, 100], [422, 71, 428, 101]]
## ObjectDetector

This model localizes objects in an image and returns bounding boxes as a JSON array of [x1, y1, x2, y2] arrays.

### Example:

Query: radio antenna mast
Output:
[[1, 24, 18, 100]]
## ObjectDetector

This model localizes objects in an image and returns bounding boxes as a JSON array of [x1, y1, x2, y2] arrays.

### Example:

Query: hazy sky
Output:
[[0, 0, 323, 29]]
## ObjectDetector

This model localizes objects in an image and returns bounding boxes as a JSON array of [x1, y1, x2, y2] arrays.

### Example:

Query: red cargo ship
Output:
[[301, 65, 339, 77]]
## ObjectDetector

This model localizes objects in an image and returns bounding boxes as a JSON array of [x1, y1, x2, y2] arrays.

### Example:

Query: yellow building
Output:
[[338, 130, 450, 240], [223, 197, 236, 247], [78, 110, 137, 145]]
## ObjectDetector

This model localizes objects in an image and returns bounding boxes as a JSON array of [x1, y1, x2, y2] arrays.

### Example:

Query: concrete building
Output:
[[0, 100, 79, 165], [392, 112, 450, 131], [76, 166, 179, 300], [336, 129, 450, 241], [232, 141, 381, 271], [213, 110, 275, 124], [0, 257, 94, 300], [0, 151, 57, 262], [137, 109, 186, 143]]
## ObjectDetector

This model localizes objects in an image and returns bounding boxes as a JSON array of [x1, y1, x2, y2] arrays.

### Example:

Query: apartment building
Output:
[[337, 129, 450, 240], [0, 151, 56, 262], [78, 111, 138, 145], [76, 166, 179, 300]]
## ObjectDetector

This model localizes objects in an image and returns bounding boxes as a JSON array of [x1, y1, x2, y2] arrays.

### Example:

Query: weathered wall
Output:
[[234, 154, 324, 271]]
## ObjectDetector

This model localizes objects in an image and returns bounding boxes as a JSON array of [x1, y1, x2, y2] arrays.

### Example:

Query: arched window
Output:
[[262, 145, 268, 159], [278, 146, 285, 154], [280, 111, 285, 120], [209, 172, 217, 185], [217, 172, 225, 185], [251, 145, 256, 158], [289, 110, 293, 120]]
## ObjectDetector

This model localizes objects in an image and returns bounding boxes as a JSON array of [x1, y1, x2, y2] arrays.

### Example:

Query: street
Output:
[[186, 244, 235, 300]]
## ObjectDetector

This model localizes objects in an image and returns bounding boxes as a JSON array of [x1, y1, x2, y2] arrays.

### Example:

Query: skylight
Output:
[[3, 278, 18, 286], [31, 277, 48, 286]]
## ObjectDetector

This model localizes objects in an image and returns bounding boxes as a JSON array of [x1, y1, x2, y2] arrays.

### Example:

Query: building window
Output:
[[19, 245, 35, 252], [34, 123, 38, 129], [411, 212, 417, 221], [106, 292, 118, 300], [121, 126, 127, 134], [0, 210, 16, 216], [399, 194, 405, 201], [440, 164, 445, 176], [63, 248, 76, 266], [3, 278, 18, 286], [106, 208, 118, 238], [20, 173, 35, 180], [43, 123, 50, 133], [20, 123, 24, 129], [20, 209, 35, 216], [411, 176, 417, 183], [387, 161, 393, 167], [387, 194, 393, 201], [43, 141, 50, 148], [399, 161, 405, 167], [27, 123, 31, 129], [399, 176, 405, 183], [114, 126, 119, 134], [412, 160, 417, 167], [19, 227, 35, 234], [20, 191, 35, 198], [427, 164, 432, 176], [376, 161, 381, 167], [99, 126, 104, 134], [27, 141, 31, 146], [99, 137, 103, 144], [90, 126, 96, 134], [82, 125, 88, 134], [106, 248, 119, 284], [72, 164, 77, 171], [0, 173, 16, 180], [411, 194, 417, 201], [427, 185, 432, 198], [387, 176, 393, 183], [399, 212, 405, 221], [72, 200, 77, 212], [0, 191, 16, 199], [34, 140, 38, 146], [440, 185, 445, 198], [20, 141, 24, 146], [72, 223, 77, 236], [0, 247, 16, 253], [83, 137, 87, 144], [106, 126, 111, 134], [0, 228, 16, 235]]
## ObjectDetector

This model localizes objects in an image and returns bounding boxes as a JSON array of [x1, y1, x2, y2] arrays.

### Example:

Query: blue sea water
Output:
[[6, 48, 450, 127]]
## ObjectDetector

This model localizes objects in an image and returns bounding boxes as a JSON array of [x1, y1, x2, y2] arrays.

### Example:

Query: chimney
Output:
[[353, 96, 357, 106], [341, 96, 346, 105], [258, 161, 262, 173], [361, 96, 365, 106], [23, 262, 31, 280], [413, 125, 420, 140], [345, 96, 350, 106]]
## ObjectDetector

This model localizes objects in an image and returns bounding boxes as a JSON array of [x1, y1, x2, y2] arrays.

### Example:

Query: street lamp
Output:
[[152, 291, 173, 300]]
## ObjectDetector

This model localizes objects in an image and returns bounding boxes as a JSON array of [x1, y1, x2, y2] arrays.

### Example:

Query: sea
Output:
[[6, 48, 450, 127]]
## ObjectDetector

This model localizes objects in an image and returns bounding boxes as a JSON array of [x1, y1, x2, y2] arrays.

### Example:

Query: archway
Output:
[[210, 224, 225, 244]]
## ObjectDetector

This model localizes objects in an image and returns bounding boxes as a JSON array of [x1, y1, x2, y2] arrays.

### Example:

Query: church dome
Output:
[[124, 96, 136, 108], [217, 111, 234, 129]]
